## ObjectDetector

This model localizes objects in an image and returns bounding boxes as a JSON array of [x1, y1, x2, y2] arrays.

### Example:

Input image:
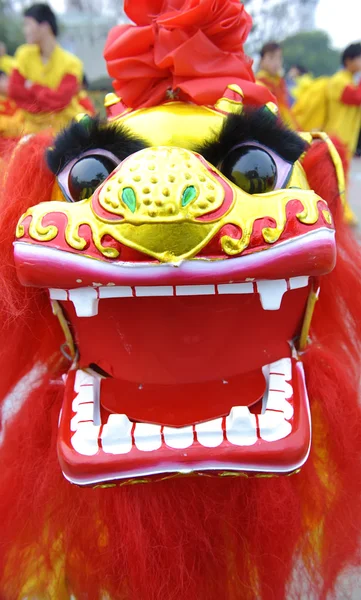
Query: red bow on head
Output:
[[104, 0, 273, 109]]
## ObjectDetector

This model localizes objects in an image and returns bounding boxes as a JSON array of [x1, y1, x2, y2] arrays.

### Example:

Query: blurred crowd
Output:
[[0, 2, 360, 169], [255, 40, 361, 162]]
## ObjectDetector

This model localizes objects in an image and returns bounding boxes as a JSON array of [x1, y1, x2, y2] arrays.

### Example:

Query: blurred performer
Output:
[[323, 43, 361, 160], [286, 64, 312, 106], [7, 3, 88, 134], [256, 42, 298, 128]]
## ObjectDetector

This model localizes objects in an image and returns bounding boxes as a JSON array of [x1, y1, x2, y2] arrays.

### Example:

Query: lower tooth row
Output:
[[70, 359, 293, 456], [50, 277, 309, 317]]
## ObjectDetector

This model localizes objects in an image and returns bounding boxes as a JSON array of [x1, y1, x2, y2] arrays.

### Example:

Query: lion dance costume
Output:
[[1, 1, 361, 599]]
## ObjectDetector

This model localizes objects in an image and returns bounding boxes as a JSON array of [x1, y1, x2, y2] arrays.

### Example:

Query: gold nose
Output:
[[97, 146, 225, 222]]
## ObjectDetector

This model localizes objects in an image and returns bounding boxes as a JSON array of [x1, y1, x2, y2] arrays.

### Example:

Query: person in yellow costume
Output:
[[2, 3, 87, 135], [323, 43, 361, 160], [321, 43, 361, 226], [256, 42, 298, 129], [286, 65, 313, 106]]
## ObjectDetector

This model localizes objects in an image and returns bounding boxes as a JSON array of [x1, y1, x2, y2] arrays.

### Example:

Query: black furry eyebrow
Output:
[[197, 107, 308, 166], [46, 117, 148, 175]]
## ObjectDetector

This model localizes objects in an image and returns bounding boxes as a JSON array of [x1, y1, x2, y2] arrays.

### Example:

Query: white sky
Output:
[[50, 0, 360, 51], [316, 0, 361, 48]]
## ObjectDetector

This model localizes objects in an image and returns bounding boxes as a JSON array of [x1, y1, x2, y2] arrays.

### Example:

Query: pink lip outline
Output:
[[14, 228, 336, 288]]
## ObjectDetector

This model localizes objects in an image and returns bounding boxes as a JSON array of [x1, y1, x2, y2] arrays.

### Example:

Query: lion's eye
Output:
[[67, 155, 118, 202], [221, 145, 277, 195]]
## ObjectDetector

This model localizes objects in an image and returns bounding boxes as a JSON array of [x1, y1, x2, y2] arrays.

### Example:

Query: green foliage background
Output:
[[282, 30, 341, 76], [0, 1, 23, 55]]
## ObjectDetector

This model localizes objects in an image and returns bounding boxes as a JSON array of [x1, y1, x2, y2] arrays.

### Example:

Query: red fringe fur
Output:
[[0, 136, 361, 599]]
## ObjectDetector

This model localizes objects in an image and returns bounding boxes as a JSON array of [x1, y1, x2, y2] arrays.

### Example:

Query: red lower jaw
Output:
[[58, 357, 311, 486], [100, 370, 266, 427]]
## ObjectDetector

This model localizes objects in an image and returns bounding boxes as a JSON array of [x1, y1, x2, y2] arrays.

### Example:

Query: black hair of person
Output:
[[289, 64, 308, 75], [24, 3, 58, 37], [260, 41, 282, 59], [342, 43, 361, 67]]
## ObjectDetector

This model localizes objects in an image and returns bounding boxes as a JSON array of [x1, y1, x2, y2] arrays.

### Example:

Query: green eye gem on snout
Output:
[[122, 187, 137, 212], [181, 185, 197, 207]]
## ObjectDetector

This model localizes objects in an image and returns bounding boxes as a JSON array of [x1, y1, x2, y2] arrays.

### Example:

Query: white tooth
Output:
[[176, 284, 215, 296], [284, 381, 293, 399], [269, 357, 292, 381], [70, 403, 94, 431], [71, 422, 100, 456], [265, 390, 294, 420], [135, 286, 174, 297], [49, 288, 67, 300], [134, 422, 162, 452], [257, 279, 288, 310], [196, 418, 224, 448], [163, 425, 193, 449], [98, 286, 132, 298], [72, 386, 94, 411], [269, 373, 286, 390], [269, 374, 293, 399], [226, 406, 257, 446], [74, 370, 95, 391], [217, 282, 253, 295], [289, 276, 309, 290], [101, 413, 132, 454], [68, 288, 99, 317], [258, 411, 292, 442]]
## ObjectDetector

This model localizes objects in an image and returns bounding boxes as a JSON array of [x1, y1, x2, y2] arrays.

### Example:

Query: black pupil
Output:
[[68, 155, 116, 201], [222, 146, 277, 194]]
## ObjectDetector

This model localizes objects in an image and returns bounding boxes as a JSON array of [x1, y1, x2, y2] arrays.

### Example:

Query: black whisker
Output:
[[197, 107, 308, 167], [46, 116, 148, 174]]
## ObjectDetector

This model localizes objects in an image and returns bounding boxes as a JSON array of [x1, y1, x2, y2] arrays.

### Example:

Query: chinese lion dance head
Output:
[[1, 1, 361, 599]]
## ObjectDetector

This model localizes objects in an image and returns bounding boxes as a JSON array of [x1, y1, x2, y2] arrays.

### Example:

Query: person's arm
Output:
[[8, 69, 41, 111], [341, 82, 361, 105], [9, 70, 79, 113], [30, 73, 79, 112]]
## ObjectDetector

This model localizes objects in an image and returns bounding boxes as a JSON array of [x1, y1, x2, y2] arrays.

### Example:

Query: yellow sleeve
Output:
[[62, 52, 83, 84], [327, 73, 349, 102], [13, 45, 33, 79], [0, 55, 16, 75]]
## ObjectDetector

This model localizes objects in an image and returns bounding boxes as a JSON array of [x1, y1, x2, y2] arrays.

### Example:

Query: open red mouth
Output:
[[14, 225, 334, 485]]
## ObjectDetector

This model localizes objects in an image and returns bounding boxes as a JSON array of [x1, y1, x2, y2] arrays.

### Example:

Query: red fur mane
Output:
[[0, 135, 361, 600]]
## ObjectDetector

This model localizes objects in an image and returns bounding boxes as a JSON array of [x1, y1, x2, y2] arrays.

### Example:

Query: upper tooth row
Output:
[[50, 276, 309, 317], [69, 359, 294, 456]]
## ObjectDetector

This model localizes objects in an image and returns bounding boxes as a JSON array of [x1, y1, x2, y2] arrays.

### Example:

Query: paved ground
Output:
[[349, 158, 361, 231]]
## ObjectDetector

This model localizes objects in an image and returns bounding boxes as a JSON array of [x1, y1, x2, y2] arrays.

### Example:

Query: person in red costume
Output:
[[4, 3, 87, 134], [256, 42, 298, 129]]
